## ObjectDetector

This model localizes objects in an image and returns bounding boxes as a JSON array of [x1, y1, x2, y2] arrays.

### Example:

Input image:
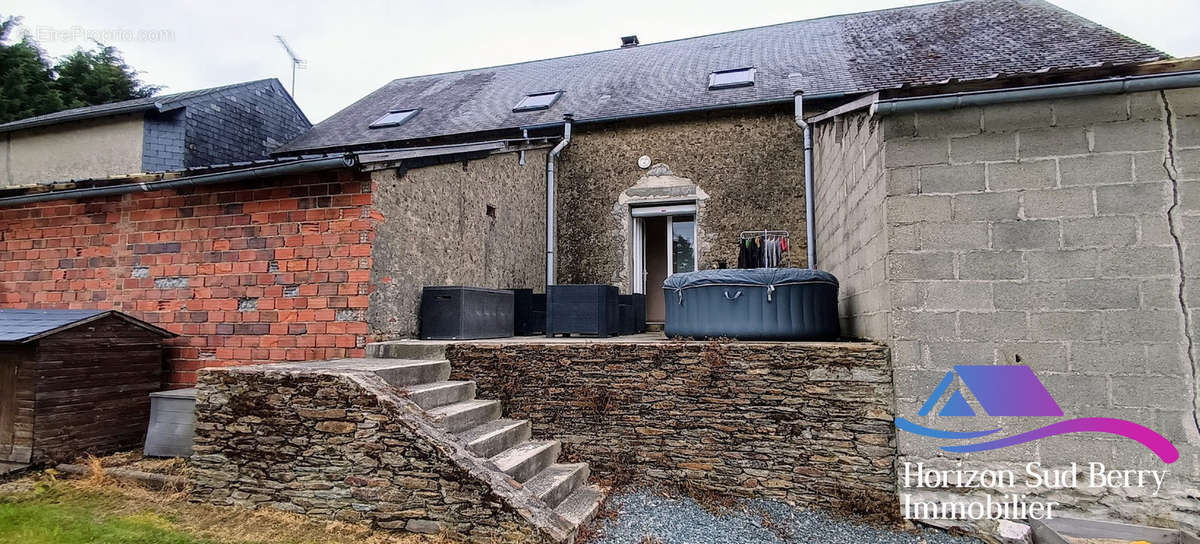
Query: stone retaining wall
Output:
[[190, 366, 551, 543], [446, 340, 896, 516]]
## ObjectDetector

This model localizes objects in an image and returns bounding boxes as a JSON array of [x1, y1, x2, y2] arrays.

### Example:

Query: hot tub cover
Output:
[[663, 268, 838, 290], [662, 268, 840, 340]]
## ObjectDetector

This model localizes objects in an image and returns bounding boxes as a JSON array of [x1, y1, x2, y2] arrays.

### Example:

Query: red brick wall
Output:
[[0, 168, 377, 387]]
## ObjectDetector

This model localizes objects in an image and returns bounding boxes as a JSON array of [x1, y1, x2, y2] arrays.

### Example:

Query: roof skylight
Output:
[[708, 68, 756, 90], [369, 108, 419, 129], [513, 91, 562, 112]]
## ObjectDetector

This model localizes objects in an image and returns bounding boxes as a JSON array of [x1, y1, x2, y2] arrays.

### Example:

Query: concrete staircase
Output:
[[363, 341, 604, 540]]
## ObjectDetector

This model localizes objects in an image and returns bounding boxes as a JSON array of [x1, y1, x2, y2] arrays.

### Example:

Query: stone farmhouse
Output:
[[1, 0, 1198, 541]]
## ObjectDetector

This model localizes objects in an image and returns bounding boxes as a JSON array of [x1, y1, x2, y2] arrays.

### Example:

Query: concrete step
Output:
[[404, 380, 476, 410], [366, 341, 447, 360], [373, 359, 450, 387], [458, 418, 531, 458], [426, 399, 501, 433], [523, 463, 590, 509], [555, 484, 605, 528], [491, 440, 560, 483]]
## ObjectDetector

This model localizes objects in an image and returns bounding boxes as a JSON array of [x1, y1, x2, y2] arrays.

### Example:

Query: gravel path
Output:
[[587, 490, 985, 544]]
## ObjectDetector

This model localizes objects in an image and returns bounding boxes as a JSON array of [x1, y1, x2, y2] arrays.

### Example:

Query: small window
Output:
[[369, 108, 419, 129], [708, 68, 755, 90], [513, 91, 562, 112]]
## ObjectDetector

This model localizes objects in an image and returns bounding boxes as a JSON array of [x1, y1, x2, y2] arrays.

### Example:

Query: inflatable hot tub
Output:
[[662, 268, 839, 340]]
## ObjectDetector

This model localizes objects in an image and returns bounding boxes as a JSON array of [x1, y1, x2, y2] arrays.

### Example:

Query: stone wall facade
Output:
[[813, 111, 890, 340], [556, 106, 809, 289], [866, 88, 1200, 530], [445, 341, 896, 516], [191, 366, 550, 543], [366, 149, 548, 339], [0, 169, 375, 386]]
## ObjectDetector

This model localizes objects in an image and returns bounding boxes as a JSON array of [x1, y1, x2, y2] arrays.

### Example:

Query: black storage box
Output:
[[512, 288, 547, 336], [547, 284, 619, 337], [618, 301, 635, 335], [620, 294, 646, 333], [420, 286, 514, 340]]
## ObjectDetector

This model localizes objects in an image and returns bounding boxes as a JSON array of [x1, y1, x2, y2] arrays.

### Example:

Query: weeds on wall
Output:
[[674, 478, 737, 515], [489, 351, 523, 406], [828, 482, 899, 524], [579, 385, 613, 418], [699, 338, 731, 384]]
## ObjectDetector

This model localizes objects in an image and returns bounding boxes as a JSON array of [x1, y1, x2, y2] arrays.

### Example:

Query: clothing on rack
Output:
[[737, 230, 790, 269]]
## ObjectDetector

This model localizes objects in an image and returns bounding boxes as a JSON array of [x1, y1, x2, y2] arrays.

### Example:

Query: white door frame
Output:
[[630, 204, 698, 295], [632, 217, 645, 294]]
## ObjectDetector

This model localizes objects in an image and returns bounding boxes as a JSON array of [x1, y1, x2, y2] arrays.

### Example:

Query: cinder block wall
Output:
[[879, 88, 1200, 528], [813, 112, 889, 340]]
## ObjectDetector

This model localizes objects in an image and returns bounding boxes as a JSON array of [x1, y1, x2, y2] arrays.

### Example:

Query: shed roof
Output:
[[0, 79, 290, 134], [277, 0, 1165, 155], [0, 309, 176, 344]]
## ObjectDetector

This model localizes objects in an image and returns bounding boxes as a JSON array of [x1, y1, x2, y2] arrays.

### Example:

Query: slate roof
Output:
[[0, 309, 175, 343], [0, 79, 291, 134], [278, 0, 1165, 155]]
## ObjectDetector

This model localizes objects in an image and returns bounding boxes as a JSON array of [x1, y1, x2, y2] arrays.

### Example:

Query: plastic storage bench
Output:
[[663, 269, 839, 340], [420, 286, 515, 340], [512, 288, 547, 336], [546, 284, 619, 337], [619, 294, 646, 334], [144, 388, 198, 458]]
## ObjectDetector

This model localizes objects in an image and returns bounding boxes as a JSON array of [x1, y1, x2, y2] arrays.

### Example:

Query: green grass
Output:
[[0, 499, 212, 544], [0, 473, 444, 544]]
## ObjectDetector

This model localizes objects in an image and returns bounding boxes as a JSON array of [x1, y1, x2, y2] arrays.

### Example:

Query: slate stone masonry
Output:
[[191, 366, 551, 543], [446, 340, 896, 516]]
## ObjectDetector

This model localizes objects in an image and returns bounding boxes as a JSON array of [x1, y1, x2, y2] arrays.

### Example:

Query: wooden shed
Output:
[[0, 309, 175, 466]]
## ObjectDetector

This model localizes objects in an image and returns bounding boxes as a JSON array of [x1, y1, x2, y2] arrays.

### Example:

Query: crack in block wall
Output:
[[864, 87, 1200, 531]]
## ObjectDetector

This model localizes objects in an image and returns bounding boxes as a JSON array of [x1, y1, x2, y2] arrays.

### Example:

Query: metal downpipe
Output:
[[794, 91, 816, 269], [546, 114, 573, 287]]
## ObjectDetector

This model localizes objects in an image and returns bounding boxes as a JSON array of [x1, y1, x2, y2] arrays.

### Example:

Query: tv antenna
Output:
[[274, 35, 307, 96]]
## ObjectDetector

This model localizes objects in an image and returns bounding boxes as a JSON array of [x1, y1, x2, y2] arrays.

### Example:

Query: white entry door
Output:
[[631, 203, 697, 322]]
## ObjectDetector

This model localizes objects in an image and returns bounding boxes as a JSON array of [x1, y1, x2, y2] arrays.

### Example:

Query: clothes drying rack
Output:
[[739, 230, 791, 268]]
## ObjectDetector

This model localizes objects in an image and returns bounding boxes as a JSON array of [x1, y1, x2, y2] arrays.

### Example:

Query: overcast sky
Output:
[[6, 0, 1199, 123]]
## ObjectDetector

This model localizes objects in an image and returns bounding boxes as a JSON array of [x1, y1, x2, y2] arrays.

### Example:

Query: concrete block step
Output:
[[404, 380, 475, 410], [426, 399, 501, 433], [373, 359, 450, 387], [555, 484, 605, 529], [366, 341, 447, 360], [491, 439, 560, 483], [523, 463, 590, 509], [458, 418, 531, 458]]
